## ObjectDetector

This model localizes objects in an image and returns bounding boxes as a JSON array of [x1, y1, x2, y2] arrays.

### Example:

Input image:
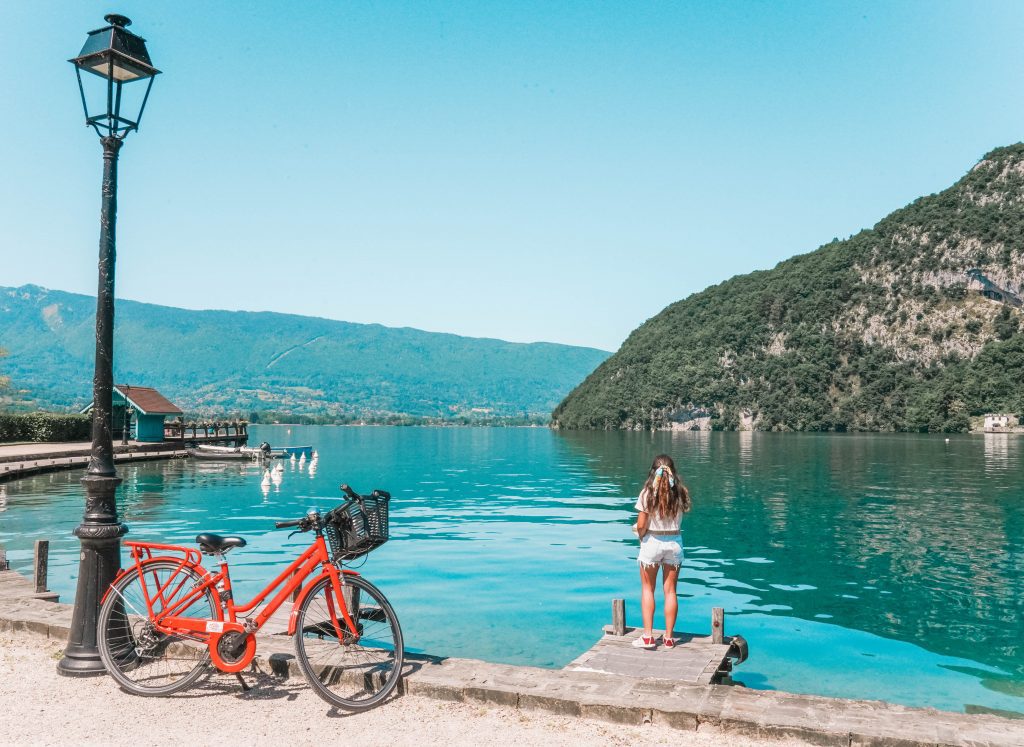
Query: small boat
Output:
[[188, 443, 280, 461], [278, 445, 314, 458], [188, 448, 253, 461]]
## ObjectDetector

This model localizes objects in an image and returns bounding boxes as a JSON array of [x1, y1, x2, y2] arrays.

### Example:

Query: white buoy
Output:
[[290, 453, 296, 462], [261, 469, 271, 486], [274, 462, 284, 473], [299, 452, 306, 464], [312, 450, 319, 459]]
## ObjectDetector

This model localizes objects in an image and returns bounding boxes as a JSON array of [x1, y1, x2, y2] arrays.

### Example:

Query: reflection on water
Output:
[[983, 433, 1015, 476], [0, 427, 1021, 715]]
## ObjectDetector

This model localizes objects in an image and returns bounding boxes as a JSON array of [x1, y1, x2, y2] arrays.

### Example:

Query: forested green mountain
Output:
[[0, 286, 609, 422], [554, 144, 1024, 432]]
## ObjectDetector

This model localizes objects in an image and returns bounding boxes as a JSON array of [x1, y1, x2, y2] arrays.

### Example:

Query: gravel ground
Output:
[[0, 633, 812, 747]]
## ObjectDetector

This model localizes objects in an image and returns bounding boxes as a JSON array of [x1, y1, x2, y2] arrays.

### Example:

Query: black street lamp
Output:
[[58, 14, 160, 677], [121, 404, 135, 445]]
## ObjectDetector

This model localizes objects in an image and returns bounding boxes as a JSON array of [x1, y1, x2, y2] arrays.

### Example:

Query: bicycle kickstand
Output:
[[235, 672, 251, 692]]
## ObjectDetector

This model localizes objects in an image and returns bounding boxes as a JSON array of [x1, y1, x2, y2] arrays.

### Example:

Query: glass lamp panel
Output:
[[73, 23, 157, 82], [77, 71, 152, 134], [81, 53, 149, 81]]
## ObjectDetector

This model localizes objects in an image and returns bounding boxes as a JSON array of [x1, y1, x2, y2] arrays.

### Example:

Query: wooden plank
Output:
[[569, 621, 738, 685], [611, 598, 625, 636], [33, 540, 48, 594], [712, 607, 724, 644]]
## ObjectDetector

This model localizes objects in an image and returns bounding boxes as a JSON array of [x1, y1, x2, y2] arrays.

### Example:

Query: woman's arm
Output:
[[635, 511, 650, 540]]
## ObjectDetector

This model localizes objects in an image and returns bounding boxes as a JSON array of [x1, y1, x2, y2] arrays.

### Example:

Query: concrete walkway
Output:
[[0, 571, 1019, 747], [0, 441, 188, 483], [0, 441, 182, 463]]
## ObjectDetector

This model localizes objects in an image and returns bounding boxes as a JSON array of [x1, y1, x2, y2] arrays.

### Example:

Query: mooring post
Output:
[[34, 539, 49, 594], [0, 544, 8, 571], [612, 598, 626, 636], [711, 607, 725, 644]]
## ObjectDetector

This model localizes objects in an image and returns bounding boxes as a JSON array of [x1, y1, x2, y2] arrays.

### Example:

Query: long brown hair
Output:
[[640, 454, 691, 518]]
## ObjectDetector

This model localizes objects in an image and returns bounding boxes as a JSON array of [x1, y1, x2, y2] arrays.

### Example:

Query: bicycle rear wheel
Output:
[[97, 561, 216, 696], [294, 574, 404, 710]]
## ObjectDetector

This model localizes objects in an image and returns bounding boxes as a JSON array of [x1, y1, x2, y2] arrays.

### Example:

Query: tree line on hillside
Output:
[[553, 144, 1024, 432]]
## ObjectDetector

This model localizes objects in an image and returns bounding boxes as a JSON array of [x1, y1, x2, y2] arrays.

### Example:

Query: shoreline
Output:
[[0, 632, 809, 747], [0, 574, 1019, 747]]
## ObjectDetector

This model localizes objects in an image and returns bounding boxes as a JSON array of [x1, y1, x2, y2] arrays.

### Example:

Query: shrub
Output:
[[0, 413, 92, 443]]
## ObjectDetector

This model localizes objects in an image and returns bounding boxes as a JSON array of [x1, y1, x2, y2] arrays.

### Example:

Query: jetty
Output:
[[0, 540, 57, 603], [0, 443, 189, 484], [565, 601, 745, 685]]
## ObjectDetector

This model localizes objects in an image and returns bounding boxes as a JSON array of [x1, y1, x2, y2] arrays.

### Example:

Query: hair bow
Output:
[[654, 466, 676, 488]]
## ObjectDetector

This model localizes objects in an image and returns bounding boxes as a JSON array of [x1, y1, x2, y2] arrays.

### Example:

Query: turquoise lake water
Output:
[[1, 426, 1022, 715]]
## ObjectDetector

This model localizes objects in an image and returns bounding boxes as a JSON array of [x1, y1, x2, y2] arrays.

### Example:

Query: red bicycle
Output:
[[96, 485, 403, 711]]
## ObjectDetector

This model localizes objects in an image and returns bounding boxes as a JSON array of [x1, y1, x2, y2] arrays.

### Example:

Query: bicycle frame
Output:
[[107, 535, 361, 672]]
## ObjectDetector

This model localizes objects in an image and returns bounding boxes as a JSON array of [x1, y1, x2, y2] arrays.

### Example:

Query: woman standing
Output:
[[632, 454, 692, 649]]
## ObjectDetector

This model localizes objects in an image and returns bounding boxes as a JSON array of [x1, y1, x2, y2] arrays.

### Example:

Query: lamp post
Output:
[[121, 405, 135, 445], [58, 14, 160, 677]]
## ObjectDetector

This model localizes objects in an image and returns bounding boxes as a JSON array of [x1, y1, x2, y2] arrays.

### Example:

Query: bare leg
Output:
[[639, 563, 659, 636], [662, 564, 679, 640]]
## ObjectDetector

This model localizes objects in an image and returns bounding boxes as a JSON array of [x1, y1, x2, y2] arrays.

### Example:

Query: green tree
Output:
[[0, 347, 9, 394]]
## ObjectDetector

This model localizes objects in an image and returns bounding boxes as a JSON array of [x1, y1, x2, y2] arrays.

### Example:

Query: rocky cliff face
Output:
[[553, 145, 1024, 432]]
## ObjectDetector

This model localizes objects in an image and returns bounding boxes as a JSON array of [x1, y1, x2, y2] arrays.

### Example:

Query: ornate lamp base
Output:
[[56, 474, 126, 677]]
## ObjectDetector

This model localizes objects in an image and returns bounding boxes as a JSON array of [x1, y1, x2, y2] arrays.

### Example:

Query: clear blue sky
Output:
[[2, 1, 1022, 350]]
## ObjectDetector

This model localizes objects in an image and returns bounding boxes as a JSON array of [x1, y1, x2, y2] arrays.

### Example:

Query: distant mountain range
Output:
[[553, 144, 1024, 432], [0, 285, 610, 423]]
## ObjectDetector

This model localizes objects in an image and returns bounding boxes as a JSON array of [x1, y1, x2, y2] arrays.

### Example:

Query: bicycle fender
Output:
[[287, 568, 360, 636]]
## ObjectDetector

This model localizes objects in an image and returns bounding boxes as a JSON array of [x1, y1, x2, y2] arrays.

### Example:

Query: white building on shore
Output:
[[983, 413, 1018, 432]]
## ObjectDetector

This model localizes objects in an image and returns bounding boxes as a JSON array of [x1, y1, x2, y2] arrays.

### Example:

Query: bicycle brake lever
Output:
[[288, 529, 302, 540]]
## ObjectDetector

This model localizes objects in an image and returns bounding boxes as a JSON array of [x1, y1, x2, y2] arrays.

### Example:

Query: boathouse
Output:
[[984, 413, 1019, 432], [82, 385, 183, 443]]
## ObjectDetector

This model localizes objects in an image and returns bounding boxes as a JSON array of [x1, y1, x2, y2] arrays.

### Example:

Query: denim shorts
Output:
[[638, 533, 683, 568]]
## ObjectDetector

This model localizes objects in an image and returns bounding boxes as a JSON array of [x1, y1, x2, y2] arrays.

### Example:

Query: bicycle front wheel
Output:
[[97, 561, 216, 696], [294, 574, 404, 710]]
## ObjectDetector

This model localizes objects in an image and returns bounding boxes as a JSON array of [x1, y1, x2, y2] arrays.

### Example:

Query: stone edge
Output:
[[1, 601, 1021, 747]]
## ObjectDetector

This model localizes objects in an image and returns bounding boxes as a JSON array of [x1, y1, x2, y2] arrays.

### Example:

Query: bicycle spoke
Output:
[[294, 575, 403, 710], [98, 561, 216, 696]]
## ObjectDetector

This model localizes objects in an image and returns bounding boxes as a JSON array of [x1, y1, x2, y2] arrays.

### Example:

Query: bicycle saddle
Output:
[[195, 533, 247, 555]]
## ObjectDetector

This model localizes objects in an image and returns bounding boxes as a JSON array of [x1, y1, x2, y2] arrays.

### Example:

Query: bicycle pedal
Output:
[[235, 672, 251, 692]]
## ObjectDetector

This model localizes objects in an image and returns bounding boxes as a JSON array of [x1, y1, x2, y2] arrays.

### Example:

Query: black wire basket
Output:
[[325, 492, 390, 561]]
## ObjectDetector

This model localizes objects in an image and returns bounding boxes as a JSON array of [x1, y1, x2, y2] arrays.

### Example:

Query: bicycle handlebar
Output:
[[274, 485, 391, 529]]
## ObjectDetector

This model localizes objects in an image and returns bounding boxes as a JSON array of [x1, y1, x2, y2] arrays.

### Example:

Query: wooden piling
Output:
[[33, 539, 49, 594], [611, 598, 626, 636], [711, 607, 724, 644]]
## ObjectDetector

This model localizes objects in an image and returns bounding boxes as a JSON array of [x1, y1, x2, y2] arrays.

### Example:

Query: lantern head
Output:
[[70, 14, 160, 138]]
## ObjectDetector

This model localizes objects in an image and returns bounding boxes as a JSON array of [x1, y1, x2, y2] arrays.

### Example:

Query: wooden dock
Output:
[[566, 626, 734, 684], [564, 602, 745, 685], [0, 540, 59, 603], [0, 448, 189, 483]]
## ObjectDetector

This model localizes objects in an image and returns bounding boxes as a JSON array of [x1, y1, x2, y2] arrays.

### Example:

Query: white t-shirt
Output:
[[635, 489, 682, 533]]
